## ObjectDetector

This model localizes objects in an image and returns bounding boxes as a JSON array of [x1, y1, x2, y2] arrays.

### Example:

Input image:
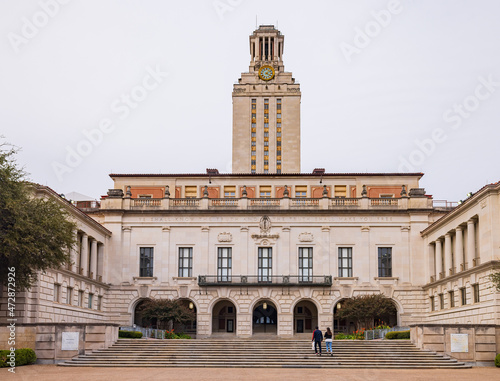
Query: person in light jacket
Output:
[[312, 326, 323, 356]]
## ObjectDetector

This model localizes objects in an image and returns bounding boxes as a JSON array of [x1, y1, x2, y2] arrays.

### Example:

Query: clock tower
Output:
[[232, 25, 301, 174]]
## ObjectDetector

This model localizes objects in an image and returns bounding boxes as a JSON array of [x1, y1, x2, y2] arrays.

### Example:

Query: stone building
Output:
[[0, 25, 498, 363]]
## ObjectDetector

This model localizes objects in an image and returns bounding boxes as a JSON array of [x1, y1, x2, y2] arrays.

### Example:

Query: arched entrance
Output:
[[333, 299, 354, 334], [212, 300, 237, 335], [134, 298, 155, 328], [253, 300, 277, 335], [293, 300, 318, 335], [173, 299, 197, 336]]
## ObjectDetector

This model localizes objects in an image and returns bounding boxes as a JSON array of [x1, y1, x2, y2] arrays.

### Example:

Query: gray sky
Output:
[[1, 0, 499, 202]]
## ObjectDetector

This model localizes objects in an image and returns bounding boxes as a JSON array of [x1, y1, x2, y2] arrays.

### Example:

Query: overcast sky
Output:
[[1, 0, 499, 202]]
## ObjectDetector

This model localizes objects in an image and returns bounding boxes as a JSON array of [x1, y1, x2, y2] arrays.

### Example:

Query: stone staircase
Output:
[[59, 339, 471, 368]]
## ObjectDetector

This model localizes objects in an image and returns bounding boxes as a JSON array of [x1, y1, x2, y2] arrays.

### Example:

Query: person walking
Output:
[[324, 327, 333, 356], [312, 326, 323, 356]]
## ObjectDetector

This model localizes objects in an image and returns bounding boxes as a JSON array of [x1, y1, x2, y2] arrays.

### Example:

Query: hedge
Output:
[[118, 330, 143, 339], [0, 348, 37, 367], [495, 353, 500, 367], [385, 330, 410, 340]]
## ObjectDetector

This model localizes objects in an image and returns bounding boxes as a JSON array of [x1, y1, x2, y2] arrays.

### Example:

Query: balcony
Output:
[[198, 275, 333, 287], [102, 194, 434, 211]]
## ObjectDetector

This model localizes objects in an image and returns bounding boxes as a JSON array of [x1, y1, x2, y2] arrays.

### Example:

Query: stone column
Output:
[[401, 226, 411, 282], [444, 233, 452, 276], [70, 230, 79, 273], [435, 239, 443, 279], [90, 239, 98, 279], [427, 243, 435, 282], [80, 233, 89, 276], [122, 227, 131, 283], [161, 227, 170, 285], [202, 227, 210, 276], [360, 226, 371, 282], [97, 243, 104, 282], [466, 219, 476, 269], [455, 226, 464, 272]]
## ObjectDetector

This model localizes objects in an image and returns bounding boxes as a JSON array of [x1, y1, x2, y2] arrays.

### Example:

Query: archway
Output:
[[253, 300, 277, 335], [134, 298, 155, 328], [173, 299, 197, 336], [333, 299, 354, 334], [212, 299, 237, 335], [293, 300, 318, 335]]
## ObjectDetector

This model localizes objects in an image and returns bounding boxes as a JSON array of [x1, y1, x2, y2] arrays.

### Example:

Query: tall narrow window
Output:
[[430, 296, 435, 311], [460, 287, 467, 305], [224, 186, 236, 198], [449, 290, 455, 308], [53, 284, 61, 303], [378, 247, 392, 277], [178, 248, 193, 277], [439, 293, 444, 309], [97, 295, 102, 311], [66, 287, 73, 305], [334, 185, 347, 198], [295, 186, 307, 198], [263, 98, 269, 174], [88, 293, 94, 309], [78, 290, 84, 307], [217, 248, 232, 282], [139, 247, 154, 277], [258, 247, 272, 282], [260, 186, 271, 198], [298, 248, 313, 282], [473, 284, 480, 303], [276, 99, 282, 174], [185, 186, 197, 198], [251, 99, 257, 173], [338, 247, 353, 277]]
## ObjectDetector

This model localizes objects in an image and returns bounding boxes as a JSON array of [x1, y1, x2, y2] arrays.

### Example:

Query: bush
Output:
[[118, 330, 143, 338], [176, 333, 192, 339], [385, 330, 410, 340], [0, 348, 36, 367], [495, 353, 500, 367], [334, 333, 347, 340]]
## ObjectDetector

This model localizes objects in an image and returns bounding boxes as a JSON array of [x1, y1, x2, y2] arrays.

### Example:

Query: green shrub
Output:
[[176, 333, 192, 339], [0, 348, 36, 367], [385, 330, 410, 340], [495, 353, 500, 367], [334, 333, 347, 340], [118, 330, 143, 338]]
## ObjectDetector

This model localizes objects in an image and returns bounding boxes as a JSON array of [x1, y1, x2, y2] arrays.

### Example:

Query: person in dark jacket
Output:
[[312, 326, 323, 355]]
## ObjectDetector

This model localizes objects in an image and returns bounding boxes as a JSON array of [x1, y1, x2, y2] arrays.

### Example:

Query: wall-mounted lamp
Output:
[[189, 302, 194, 310], [263, 302, 268, 310], [337, 303, 342, 310]]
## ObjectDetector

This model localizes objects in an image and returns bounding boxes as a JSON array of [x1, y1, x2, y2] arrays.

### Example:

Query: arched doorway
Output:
[[212, 300, 237, 335], [293, 300, 318, 335], [333, 299, 354, 334], [253, 300, 277, 335], [134, 298, 155, 328], [173, 299, 197, 337]]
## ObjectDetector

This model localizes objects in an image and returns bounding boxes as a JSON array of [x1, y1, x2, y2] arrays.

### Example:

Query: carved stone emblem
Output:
[[218, 232, 233, 242], [260, 216, 272, 233], [298, 232, 314, 242]]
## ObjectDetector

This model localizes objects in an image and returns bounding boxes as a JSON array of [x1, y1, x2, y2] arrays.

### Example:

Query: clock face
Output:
[[259, 65, 275, 81]]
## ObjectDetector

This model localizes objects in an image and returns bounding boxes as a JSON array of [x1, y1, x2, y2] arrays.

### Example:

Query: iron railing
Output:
[[198, 275, 332, 287]]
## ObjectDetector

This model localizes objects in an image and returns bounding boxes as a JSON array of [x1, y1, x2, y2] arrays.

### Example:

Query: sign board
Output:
[[450, 333, 468, 353], [61, 332, 79, 351]]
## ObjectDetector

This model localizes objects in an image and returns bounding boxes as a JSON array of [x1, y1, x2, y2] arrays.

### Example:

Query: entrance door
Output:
[[297, 319, 304, 333], [227, 319, 234, 332]]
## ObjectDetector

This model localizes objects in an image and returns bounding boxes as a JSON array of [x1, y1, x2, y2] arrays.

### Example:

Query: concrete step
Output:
[[59, 339, 471, 369]]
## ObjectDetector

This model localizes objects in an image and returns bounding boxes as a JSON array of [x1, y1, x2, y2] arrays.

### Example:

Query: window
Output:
[[295, 186, 307, 198], [378, 247, 392, 277], [430, 296, 435, 311], [473, 284, 480, 303], [449, 290, 455, 308], [258, 247, 272, 282], [66, 287, 73, 305], [139, 247, 154, 277], [224, 186, 236, 198], [185, 186, 197, 198], [97, 295, 102, 311], [460, 287, 467, 305], [299, 248, 313, 282], [217, 248, 232, 282], [138, 194, 152, 198], [260, 186, 271, 198], [178, 248, 193, 277], [439, 293, 444, 309], [53, 284, 60, 303], [334, 185, 347, 198], [338, 247, 353, 277], [88, 293, 93, 309], [78, 290, 84, 307]]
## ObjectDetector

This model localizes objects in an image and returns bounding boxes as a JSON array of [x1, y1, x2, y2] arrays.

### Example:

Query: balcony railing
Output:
[[170, 198, 200, 207], [370, 198, 399, 206], [290, 198, 320, 207], [132, 198, 162, 207], [249, 198, 281, 207], [210, 198, 239, 207], [198, 275, 333, 287], [330, 198, 359, 207]]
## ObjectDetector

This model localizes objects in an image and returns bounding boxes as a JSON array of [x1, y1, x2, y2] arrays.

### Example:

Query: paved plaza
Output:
[[1, 365, 498, 381]]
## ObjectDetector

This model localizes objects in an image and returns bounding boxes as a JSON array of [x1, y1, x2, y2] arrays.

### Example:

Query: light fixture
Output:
[[337, 303, 341, 310], [467, 192, 473, 198], [263, 302, 267, 310], [189, 302, 194, 310]]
